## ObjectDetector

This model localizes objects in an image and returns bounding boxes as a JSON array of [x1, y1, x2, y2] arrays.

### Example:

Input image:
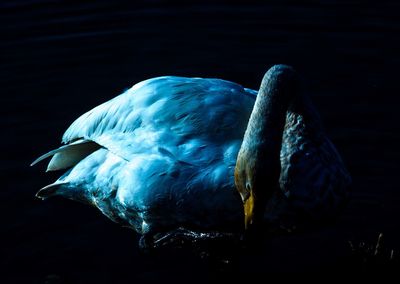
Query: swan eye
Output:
[[239, 182, 251, 202], [246, 182, 251, 192]]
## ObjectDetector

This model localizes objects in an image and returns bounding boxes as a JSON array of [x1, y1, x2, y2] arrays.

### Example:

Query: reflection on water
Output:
[[2, 0, 400, 282]]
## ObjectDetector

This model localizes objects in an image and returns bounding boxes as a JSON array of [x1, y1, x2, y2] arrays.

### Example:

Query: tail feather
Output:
[[31, 139, 101, 171], [35, 182, 69, 200]]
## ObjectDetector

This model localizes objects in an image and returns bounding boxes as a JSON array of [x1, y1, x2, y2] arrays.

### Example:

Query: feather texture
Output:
[[33, 76, 351, 234]]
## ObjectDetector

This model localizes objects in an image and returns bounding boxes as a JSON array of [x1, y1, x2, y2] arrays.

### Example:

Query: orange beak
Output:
[[243, 191, 255, 229]]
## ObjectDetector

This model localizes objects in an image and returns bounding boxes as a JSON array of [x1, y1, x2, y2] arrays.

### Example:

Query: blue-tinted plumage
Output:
[[33, 74, 351, 235]]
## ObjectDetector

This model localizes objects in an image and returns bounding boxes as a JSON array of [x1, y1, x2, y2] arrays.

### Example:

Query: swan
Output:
[[32, 65, 351, 243]]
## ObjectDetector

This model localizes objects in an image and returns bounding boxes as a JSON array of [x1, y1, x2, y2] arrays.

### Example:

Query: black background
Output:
[[1, 0, 400, 282]]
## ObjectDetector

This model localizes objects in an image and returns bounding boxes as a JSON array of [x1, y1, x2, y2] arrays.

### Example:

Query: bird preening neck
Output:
[[234, 64, 300, 230]]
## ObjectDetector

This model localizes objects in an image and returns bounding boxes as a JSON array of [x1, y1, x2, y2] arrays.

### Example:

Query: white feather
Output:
[[34, 76, 350, 234]]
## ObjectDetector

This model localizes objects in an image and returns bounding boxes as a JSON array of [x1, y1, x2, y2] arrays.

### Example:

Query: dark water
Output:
[[2, 0, 400, 282]]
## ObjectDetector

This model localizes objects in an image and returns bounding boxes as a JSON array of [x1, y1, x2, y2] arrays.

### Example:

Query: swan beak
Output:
[[243, 191, 255, 229]]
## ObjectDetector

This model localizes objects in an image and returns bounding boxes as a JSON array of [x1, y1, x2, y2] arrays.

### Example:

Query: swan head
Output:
[[235, 64, 299, 230]]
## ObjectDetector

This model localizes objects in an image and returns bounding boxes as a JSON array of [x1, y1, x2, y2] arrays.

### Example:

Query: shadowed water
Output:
[[1, 0, 400, 282]]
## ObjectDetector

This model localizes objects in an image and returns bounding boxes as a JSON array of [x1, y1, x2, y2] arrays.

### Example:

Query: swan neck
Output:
[[245, 66, 298, 156], [235, 65, 300, 229]]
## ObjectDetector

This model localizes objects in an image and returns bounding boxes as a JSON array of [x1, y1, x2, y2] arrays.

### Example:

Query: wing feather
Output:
[[61, 76, 257, 162]]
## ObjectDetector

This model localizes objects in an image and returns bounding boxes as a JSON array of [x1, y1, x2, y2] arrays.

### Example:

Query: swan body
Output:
[[33, 68, 351, 236]]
